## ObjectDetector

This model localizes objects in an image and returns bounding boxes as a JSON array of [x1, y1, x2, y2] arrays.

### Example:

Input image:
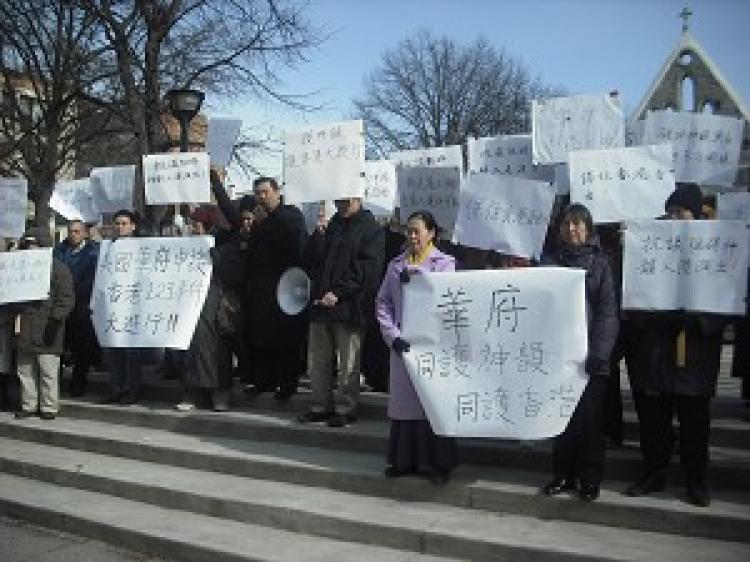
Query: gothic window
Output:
[[681, 75, 696, 111]]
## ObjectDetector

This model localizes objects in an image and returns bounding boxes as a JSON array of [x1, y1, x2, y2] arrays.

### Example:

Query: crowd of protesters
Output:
[[0, 176, 748, 509]]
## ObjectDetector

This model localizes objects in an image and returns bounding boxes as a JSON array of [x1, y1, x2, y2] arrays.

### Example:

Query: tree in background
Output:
[[354, 30, 563, 158]]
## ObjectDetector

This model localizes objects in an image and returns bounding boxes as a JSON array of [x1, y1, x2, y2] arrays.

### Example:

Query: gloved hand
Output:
[[585, 356, 608, 375], [43, 318, 62, 346], [392, 337, 410, 355], [399, 269, 410, 283]]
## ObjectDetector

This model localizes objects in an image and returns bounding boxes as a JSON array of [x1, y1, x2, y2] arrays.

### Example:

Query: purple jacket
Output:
[[375, 247, 455, 419]]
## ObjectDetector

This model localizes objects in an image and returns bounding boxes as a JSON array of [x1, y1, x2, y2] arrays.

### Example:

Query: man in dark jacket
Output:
[[53, 219, 99, 396], [298, 198, 385, 427], [15, 226, 75, 419], [625, 184, 726, 507]]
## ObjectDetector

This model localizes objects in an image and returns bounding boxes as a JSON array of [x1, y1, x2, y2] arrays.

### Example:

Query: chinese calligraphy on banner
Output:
[[467, 134, 553, 183], [641, 110, 744, 186], [143, 152, 210, 204], [401, 268, 588, 439], [569, 144, 675, 223], [364, 160, 397, 217], [454, 174, 555, 259], [207, 118, 242, 168], [90, 165, 136, 215], [397, 166, 461, 236], [283, 119, 365, 203], [531, 93, 625, 165], [50, 178, 98, 222], [622, 220, 748, 314], [0, 249, 52, 304], [391, 144, 463, 172], [91, 237, 214, 349], [0, 177, 28, 238]]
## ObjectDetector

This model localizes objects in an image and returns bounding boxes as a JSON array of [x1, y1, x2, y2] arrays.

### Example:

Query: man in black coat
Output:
[[298, 198, 384, 427]]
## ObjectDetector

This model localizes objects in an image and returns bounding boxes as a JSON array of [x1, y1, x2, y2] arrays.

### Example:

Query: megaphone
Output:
[[276, 267, 311, 315]]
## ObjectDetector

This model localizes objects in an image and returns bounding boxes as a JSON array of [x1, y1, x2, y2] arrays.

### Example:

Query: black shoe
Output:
[[14, 411, 35, 419], [686, 484, 710, 507], [542, 478, 577, 496], [274, 389, 295, 402], [625, 473, 666, 497], [98, 392, 125, 405], [579, 484, 600, 502], [425, 469, 450, 486], [327, 413, 357, 427], [384, 466, 411, 478], [119, 392, 138, 405], [297, 410, 333, 423], [39, 412, 56, 421]]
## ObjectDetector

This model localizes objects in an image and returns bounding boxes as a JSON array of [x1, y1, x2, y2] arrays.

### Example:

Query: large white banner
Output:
[[50, 178, 98, 222], [642, 110, 744, 186], [143, 152, 210, 204], [0, 177, 28, 238], [717, 192, 750, 222], [467, 135, 553, 183], [622, 220, 748, 314], [454, 174, 555, 259], [0, 248, 53, 304], [531, 93, 625, 164], [90, 165, 135, 215], [397, 166, 461, 235], [207, 118, 242, 168], [91, 237, 214, 349], [401, 268, 588, 439], [569, 144, 676, 223], [283, 120, 364, 203], [364, 160, 397, 217], [391, 145, 463, 172]]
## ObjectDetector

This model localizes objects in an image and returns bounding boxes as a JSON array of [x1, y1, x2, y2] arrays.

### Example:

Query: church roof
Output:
[[631, 31, 749, 123]]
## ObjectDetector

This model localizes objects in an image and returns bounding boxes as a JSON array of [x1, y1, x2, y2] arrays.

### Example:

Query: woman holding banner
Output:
[[541, 204, 618, 502], [375, 210, 457, 485]]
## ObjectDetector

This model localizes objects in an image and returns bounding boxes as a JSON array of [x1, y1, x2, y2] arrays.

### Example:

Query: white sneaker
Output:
[[174, 401, 195, 412]]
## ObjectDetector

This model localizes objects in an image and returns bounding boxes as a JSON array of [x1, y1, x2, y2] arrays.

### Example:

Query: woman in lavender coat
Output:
[[375, 211, 458, 484]]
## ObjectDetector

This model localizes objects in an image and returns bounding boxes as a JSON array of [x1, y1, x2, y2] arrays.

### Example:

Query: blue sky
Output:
[[207, 0, 749, 179]]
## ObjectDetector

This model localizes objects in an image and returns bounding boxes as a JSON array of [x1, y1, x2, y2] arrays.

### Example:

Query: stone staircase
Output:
[[0, 356, 748, 561]]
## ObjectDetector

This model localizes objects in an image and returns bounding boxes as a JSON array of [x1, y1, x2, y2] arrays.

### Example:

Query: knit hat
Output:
[[665, 184, 703, 219]]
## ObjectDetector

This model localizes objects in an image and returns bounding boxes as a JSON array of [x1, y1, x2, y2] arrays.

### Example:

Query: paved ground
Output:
[[0, 516, 170, 562]]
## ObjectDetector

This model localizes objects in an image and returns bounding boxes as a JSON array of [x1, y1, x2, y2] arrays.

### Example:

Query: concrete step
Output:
[[0, 445, 748, 562], [0, 473, 456, 562], [51, 399, 750, 489], [0, 415, 748, 544]]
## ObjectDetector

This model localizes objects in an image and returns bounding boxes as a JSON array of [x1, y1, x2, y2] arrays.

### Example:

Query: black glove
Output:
[[392, 337, 410, 355], [43, 318, 62, 346], [399, 269, 410, 283], [585, 356, 608, 375]]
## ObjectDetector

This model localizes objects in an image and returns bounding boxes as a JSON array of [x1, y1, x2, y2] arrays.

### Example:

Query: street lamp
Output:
[[164, 88, 204, 229]]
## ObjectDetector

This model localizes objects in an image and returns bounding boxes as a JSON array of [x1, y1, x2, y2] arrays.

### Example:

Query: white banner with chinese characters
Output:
[[143, 152, 211, 204], [391, 145, 463, 172], [453, 174, 555, 258], [91, 237, 214, 349], [364, 160, 397, 217], [531, 93, 625, 165], [90, 165, 135, 215], [207, 117, 242, 168], [0, 248, 53, 304], [467, 135, 554, 183], [401, 268, 588, 439], [283, 120, 365, 203], [397, 166, 461, 236], [622, 220, 748, 314], [50, 178, 98, 223], [569, 144, 675, 223], [0, 177, 28, 238], [642, 110, 744, 186]]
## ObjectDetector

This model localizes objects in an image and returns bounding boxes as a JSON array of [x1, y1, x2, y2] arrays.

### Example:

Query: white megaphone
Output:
[[276, 267, 311, 315]]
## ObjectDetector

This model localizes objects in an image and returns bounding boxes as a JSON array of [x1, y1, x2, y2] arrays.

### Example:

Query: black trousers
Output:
[[216, 334, 236, 391], [631, 389, 711, 485], [65, 314, 99, 391], [553, 376, 607, 486], [731, 316, 750, 400], [250, 347, 302, 395], [604, 345, 625, 444]]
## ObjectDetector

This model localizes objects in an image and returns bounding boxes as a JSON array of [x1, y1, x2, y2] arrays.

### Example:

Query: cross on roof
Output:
[[679, 6, 693, 33]]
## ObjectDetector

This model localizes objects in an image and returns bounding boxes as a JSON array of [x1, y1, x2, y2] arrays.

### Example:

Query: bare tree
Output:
[[354, 30, 563, 157]]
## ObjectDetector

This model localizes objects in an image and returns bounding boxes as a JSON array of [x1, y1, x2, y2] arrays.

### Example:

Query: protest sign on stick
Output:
[[642, 110, 744, 186], [622, 220, 748, 314], [207, 118, 242, 168], [391, 145, 463, 173], [532, 93, 625, 165], [50, 178, 98, 222], [0, 248, 53, 304], [364, 160, 397, 217], [143, 152, 210, 204], [467, 135, 553, 183], [0, 177, 28, 238], [90, 165, 135, 215], [569, 144, 675, 223], [454, 174, 555, 258], [400, 267, 588, 439], [283, 120, 364, 203], [91, 236, 214, 349], [397, 166, 461, 235]]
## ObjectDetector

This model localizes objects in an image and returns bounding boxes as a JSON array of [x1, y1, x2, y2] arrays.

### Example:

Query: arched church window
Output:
[[681, 75, 696, 111]]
